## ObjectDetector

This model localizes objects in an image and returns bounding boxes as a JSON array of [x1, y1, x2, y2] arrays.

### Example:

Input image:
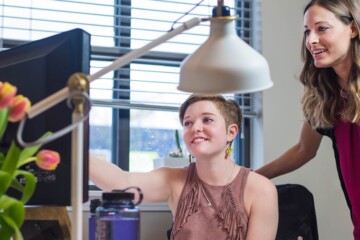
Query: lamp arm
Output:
[[25, 17, 202, 120], [17, 91, 91, 147], [89, 17, 202, 82]]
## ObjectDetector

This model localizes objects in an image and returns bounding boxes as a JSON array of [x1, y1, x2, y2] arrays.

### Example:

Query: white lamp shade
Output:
[[178, 18, 273, 94]]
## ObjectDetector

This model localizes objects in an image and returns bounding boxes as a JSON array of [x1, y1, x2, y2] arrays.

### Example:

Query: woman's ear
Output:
[[227, 123, 238, 141], [350, 21, 359, 39]]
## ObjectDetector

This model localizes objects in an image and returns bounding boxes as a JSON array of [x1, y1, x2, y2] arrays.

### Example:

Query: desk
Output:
[[23, 206, 71, 240]]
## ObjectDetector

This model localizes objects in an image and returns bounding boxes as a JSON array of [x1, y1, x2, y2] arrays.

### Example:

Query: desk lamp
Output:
[[17, 1, 273, 239]]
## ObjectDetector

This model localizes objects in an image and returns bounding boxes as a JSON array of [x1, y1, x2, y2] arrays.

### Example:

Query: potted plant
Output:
[[0, 81, 61, 240], [169, 129, 184, 158]]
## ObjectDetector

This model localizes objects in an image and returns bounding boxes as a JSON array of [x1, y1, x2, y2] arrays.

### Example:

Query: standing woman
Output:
[[256, 0, 360, 238], [91, 94, 278, 239]]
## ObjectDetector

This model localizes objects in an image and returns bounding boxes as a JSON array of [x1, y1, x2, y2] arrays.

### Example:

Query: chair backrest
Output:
[[276, 184, 319, 240]]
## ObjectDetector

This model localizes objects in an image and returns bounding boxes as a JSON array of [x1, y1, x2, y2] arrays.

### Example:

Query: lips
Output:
[[311, 49, 327, 55], [191, 137, 208, 143]]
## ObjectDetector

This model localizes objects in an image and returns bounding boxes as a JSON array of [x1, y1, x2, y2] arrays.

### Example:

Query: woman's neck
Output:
[[195, 158, 236, 186], [337, 75, 349, 90]]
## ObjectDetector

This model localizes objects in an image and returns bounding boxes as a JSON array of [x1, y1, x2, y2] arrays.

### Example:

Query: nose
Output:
[[307, 31, 319, 44], [191, 120, 203, 133]]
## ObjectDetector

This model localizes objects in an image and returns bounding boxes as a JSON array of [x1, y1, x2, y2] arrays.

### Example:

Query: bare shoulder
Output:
[[243, 171, 279, 239], [246, 170, 277, 196], [244, 169, 278, 211]]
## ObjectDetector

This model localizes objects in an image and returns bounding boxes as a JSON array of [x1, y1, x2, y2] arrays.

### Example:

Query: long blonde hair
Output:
[[300, 0, 360, 128]]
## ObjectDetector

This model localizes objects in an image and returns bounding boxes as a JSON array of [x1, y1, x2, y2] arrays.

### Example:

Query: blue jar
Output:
[[89, 198, 101, 240], [95, 187, 143, 240]]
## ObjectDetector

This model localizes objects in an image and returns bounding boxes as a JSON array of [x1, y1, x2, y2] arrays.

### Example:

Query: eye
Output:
[[318, 26, 329, 32], [304, 29, 310, 37], [203, 117, 213, 124], [183, 121, 191, 127]]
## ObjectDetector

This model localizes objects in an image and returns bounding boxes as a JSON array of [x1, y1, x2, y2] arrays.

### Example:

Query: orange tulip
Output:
[[0, 82, 17, 109], [35, 150, 61, 171], [8, 95, 31, 122]]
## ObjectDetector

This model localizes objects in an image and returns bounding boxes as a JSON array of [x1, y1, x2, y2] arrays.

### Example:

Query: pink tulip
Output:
[[35, 150, 61, 171], [0, 82, 17, 109], [8, 95, 31, 122]]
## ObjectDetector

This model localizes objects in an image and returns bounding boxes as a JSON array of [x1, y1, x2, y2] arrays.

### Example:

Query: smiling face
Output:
[[182, 100, 237, 160], [303, 4, 357, 72]]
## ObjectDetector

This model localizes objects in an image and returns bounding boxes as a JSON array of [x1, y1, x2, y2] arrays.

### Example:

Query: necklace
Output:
[[340, 89, 348, 99], [199, 161, 236, 207]]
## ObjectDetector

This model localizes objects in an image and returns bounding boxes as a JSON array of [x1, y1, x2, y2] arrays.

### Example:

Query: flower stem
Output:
[[17, 157, 36, 168]]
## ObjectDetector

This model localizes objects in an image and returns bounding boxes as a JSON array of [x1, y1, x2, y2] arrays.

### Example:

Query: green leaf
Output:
[[13, 170, 36, 203], [9, 177, 24, 192], [0, 108, 9, 140], [175, 130, 182, 153], [0, 213, 24, 240], [0, 217, 15, 240], [0, 170, 11, 196], [0, 195, 25, 240], [0, 195, 25, 226], [1, 141, 21, 174], [0, 152, 5, 169]]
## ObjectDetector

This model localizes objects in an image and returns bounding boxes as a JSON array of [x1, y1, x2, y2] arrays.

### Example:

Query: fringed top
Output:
[[171, 162, 250, 240]]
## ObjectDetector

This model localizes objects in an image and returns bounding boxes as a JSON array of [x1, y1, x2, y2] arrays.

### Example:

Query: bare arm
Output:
[[256, 121, 322, 179], [245, 172, 279, 240], [89, 155, 185, 204]]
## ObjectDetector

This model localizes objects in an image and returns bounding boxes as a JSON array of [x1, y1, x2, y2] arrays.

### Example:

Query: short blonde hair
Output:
[[179, 94, 242, 130]]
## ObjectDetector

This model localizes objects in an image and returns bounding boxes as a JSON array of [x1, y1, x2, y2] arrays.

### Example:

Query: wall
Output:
[[79, 1, 354, 239], [261, 0, 353, 238]]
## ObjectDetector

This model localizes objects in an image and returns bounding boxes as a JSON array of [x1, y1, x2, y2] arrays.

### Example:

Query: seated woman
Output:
[[90, 94, 278, 240]]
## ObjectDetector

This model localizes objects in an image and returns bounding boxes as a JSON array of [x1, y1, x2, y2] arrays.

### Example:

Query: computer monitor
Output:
[[0, 28, 90, 205]]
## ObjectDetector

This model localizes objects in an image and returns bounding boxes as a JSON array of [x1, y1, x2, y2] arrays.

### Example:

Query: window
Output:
[[0, 0, 262, 179]]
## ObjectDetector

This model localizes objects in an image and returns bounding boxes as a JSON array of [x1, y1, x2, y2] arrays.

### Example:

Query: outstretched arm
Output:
[[256, 121, 322, 179], [89, 155, 182, 203]]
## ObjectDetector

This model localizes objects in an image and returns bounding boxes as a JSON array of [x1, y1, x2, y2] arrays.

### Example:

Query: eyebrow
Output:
[[304, 21, 330, 28], [183, 112, 216, 120]]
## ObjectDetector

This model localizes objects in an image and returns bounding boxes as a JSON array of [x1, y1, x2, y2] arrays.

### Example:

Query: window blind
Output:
[[0, 0, 262, 118], [0, 0, 264, 168]]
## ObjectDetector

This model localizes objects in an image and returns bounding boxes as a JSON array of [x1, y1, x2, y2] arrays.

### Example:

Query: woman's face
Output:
[[182, 100, 234, 159], [304, 4, 356, 70]]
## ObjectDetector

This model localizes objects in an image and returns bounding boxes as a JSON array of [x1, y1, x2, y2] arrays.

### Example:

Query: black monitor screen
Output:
[[0, 28, 90, 206]]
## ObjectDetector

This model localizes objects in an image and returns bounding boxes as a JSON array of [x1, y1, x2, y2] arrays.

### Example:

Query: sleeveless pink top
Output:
[[170, 163, 250, 240], [316, 96, 360, 239]]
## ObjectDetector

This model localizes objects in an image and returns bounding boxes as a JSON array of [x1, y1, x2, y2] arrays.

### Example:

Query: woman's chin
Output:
[[314, 60, 331, 68]]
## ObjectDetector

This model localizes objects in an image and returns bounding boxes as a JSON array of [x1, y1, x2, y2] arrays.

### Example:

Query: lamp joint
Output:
[[67, 73, 90, 114]]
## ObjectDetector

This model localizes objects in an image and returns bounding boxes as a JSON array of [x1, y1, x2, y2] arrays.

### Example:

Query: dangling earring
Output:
[[225, 146, 233, 159], [188, 154, 192, 164]]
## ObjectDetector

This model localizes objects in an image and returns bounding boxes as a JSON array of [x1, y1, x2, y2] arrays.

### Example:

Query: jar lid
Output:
[[102, 191, 135, 201], [90, 199, 101, 213]]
